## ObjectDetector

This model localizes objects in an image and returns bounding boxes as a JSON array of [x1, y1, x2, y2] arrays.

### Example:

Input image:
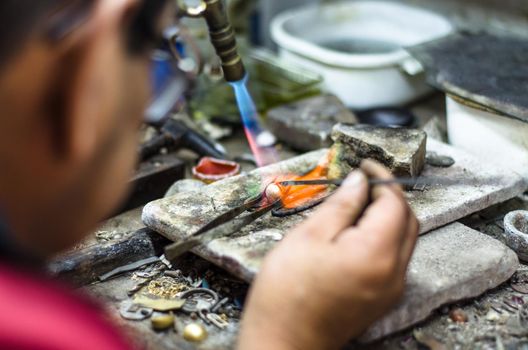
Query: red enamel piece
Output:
[[192, 157, 241, 184]]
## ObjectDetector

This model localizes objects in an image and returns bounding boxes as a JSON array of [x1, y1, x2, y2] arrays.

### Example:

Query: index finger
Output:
[[360, 159, 404, 200], [354, 188, 409, 249], [341, 160, 410, 250]]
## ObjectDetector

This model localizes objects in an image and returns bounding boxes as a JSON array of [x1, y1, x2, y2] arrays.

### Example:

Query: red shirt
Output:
[[0, 263, 134, 350]]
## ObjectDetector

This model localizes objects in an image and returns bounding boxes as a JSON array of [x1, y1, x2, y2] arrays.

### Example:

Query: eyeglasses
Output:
[[46, 0, 189, 125]]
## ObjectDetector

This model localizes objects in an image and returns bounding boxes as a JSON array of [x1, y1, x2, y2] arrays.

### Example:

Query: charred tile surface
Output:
[[362, 223, 519, 342], [329, 124, 427, 178], [266, 95, 358, 151]]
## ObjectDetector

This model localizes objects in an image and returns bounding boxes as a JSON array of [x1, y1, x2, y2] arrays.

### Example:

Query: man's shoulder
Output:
[[0, 263, 133, 350]]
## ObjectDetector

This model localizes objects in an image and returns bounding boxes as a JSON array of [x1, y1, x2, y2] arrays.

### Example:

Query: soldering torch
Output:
[[129, 0, 247, 125], [131, 0, 246, 81]]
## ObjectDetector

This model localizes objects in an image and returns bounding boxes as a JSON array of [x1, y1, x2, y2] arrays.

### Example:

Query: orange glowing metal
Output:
[[264, 151, 334, 210], [280, 165, 329, 209]]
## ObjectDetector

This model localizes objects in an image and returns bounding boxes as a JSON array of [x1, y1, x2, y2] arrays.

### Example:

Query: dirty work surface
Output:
[[143, 139, 526, 282], [353, 196, 528, 350], [360, 222, 518, 342], [84, 200, 528, 350], [86, 255, 247, 350]]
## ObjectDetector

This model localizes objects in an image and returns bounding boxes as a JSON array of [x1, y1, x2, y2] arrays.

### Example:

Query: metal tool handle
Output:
[[179, 0, 246, 82], [164, 198, 280, 260], [279, 176, 506, 188], [182, 128, 227, 159]]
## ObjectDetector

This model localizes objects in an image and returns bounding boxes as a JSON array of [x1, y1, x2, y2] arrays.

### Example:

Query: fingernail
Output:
[[343, 171, 365, 188]]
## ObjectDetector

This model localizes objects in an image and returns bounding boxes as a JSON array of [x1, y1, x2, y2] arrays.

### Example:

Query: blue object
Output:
[[229, 74, 279, 166], [145, 50, 186, 125], [151, 50, 177, 96], [229, 75, 261, 134]]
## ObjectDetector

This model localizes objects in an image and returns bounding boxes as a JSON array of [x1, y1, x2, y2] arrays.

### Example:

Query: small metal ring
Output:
[[181, 288, 220, 313]]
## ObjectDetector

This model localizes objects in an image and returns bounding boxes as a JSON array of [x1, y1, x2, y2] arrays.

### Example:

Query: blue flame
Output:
[[229, 75, 279, 167]]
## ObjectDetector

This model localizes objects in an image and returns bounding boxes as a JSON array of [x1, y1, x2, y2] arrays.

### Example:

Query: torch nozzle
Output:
[[202, 0, 246, 82]]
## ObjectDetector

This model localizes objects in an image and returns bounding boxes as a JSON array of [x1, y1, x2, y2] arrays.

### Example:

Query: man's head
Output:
[[0, 0, 171, 257]]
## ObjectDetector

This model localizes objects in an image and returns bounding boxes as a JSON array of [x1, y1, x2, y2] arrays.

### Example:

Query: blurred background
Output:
[[255, 0, 528, 48]]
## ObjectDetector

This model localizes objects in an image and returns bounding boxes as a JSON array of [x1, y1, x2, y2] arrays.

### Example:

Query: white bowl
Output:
[[271, 1, 453, 108]]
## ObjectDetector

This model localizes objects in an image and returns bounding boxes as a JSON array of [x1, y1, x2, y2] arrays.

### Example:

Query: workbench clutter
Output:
[[140, 118, 524, 340], [37, 0, 528, 348], [115, 258, 243, 344]]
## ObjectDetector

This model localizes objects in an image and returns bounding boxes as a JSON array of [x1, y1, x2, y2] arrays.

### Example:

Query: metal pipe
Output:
[[178, 0, 246, 81], [200, 0, 247, 82]]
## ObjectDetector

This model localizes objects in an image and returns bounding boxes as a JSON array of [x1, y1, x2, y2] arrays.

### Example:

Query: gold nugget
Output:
[[183, 323, 208, 342], [151, 313, 175, 331]]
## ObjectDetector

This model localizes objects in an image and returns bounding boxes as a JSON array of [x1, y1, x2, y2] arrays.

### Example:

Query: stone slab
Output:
[[143, 140, 526, 282], [362, 222, 519, 342], [330, 124, 427, 178], [266, 95, 358, 152]]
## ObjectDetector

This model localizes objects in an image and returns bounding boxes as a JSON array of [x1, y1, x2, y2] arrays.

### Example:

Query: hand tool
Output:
[[278, 176, 505, 188], [140, 119, 227, 161], [163, 176, 452, 259], [164, 193, 282, 260], [99, 256, 161, 282], [164, 173, 509, 260], [131, 0, 246, 82]]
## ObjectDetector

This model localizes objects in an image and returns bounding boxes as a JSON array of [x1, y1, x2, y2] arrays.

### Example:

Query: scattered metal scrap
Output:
[[134, 296, 185, 312], [146, 276, 189, 299], [116, 259, 241, 342], [128, 263, 170, 297], [181, 288, 220, 314], [99, 256, 160, 282], [120, 300, 154, 321]]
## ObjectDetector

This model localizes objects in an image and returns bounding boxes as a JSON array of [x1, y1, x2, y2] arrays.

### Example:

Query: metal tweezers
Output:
[[278, 175, 504, 188], [164, 174, 503, 260], [164, 193, 282, 260]]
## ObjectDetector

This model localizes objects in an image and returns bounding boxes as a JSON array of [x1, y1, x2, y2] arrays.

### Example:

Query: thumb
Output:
[[292, 170, 369, 242]]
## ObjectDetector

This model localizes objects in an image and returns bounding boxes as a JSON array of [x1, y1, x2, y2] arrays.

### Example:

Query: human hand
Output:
[[238, 160, 419, 350]]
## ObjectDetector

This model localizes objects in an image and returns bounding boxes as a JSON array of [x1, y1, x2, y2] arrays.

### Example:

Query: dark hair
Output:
[[0, 1, 61, 66], [128, 0, 171, 54], [0, 0, 170, 65]]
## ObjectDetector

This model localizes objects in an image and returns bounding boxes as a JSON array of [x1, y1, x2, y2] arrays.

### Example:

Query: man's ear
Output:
[[52, 0, 140, 164]]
